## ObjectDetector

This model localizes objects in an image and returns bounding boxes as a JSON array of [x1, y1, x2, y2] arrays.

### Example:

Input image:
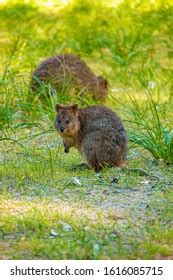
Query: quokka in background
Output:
[[32, 54, 108, 101]]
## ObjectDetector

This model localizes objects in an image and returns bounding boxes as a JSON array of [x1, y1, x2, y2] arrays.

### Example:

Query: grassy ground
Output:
[[0, 0, 173, 259]]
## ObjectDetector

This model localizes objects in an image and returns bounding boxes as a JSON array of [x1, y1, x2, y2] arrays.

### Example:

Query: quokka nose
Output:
[[60, 126, 65, 133]]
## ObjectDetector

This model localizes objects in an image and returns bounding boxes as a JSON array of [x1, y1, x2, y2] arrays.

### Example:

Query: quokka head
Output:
[[54, 104, 80, 137]]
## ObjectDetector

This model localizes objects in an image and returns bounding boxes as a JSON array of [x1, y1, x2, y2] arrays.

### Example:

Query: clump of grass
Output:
[[117, 90, 173, 164]]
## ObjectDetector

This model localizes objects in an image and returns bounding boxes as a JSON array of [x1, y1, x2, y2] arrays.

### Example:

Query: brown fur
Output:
[[31, 54, 108, 101], [54, 104, 128, 171]]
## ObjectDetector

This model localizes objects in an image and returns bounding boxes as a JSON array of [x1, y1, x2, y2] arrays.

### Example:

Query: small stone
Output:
[[71, 177, 82, 186], [50, 229, 58, 237], [59, 221, 72, 232]]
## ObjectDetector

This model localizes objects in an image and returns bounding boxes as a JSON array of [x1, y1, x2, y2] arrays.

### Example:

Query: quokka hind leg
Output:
[[95, 137, 126, 168], [81, 135, 120, 171]]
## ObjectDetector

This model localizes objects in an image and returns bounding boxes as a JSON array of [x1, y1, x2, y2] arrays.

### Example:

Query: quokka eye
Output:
[[65, 120, 70, 124], [57, 119, 61, 124]]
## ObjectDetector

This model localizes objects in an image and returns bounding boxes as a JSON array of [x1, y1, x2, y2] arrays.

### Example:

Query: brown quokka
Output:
[[54, 104, 128, 171], [31, 54, 108, 101]]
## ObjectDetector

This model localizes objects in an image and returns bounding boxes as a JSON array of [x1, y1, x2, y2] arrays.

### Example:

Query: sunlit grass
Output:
[[0, 190, 172, 259]]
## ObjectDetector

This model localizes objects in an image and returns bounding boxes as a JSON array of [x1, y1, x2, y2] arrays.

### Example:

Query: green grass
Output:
[[111, 89, 173, 163], [0, 0, 173, 260]]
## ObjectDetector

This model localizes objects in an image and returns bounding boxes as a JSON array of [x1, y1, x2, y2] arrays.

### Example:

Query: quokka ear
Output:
[[71, 104, 78, 113], [103, 79, 108, 88], [55, 104, 63, 112], [98, 76, 108, 88]]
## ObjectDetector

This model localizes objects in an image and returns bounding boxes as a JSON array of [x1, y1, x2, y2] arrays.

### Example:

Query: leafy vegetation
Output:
[[0, 0, 173, 259], [111, 90, 173, 163]]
